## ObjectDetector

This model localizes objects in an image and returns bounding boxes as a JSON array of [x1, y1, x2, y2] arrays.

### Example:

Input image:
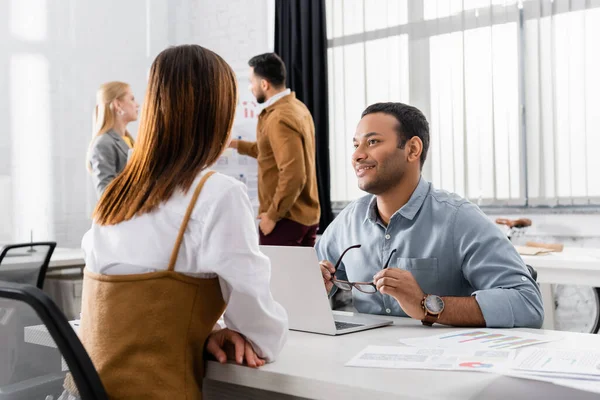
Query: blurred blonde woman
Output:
[[87, 81, 139, 198]]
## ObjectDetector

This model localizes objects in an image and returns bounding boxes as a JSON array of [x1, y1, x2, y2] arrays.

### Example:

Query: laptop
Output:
[[260, 245, 393, 335]]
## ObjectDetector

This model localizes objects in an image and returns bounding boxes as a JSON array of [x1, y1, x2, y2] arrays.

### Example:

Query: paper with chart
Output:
[[510, 348, 600, 381], [399, 329, 561, 351], [346, 345, 514, 373]]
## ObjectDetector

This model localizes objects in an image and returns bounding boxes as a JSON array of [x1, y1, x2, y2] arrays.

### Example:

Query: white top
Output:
[[262, 88, 291, 108], [82, 171, 288, 362]]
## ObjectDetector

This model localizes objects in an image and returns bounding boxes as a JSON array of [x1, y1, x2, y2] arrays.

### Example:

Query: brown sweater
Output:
[[237, 92, 320, 227]]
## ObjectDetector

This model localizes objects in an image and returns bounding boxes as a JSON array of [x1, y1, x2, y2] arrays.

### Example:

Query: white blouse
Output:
[[82, 170, 288, 362]]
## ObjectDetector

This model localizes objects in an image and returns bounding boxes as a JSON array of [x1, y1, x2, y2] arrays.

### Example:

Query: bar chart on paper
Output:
[[400, 329, 561, 351]]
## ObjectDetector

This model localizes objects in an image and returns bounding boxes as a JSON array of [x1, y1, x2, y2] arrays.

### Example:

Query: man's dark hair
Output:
[[248, 53, 287, 87], [361, 102, 430, 169]]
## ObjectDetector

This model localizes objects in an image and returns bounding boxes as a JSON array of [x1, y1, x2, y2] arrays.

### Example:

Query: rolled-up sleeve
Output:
[[236, 140, 259, 159], [454, 203, 544, 328]]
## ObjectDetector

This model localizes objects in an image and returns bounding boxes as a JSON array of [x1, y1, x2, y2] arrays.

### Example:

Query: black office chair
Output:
[[526, 264, 538, 282], [0, 242, 57, 289], [0, 280, 107, 400]]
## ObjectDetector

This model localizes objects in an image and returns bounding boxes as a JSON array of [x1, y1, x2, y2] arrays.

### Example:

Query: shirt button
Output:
[[521, 276, 527, 281], [386, 308, 391, 314], [385, 234, 391, 240]]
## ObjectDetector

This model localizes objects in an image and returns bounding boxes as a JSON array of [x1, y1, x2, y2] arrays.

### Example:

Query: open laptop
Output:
[[260, 245, 393, 335]]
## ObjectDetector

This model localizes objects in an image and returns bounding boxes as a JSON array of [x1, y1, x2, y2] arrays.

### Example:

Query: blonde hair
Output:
[[86, 81, 135, 171]]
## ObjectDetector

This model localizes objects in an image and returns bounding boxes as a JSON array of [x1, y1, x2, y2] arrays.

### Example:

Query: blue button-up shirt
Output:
[[316, 177, 544, 328]]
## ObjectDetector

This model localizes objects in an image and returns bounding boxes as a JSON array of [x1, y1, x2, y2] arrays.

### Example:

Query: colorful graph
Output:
[[489, 339, 541, 349], [406, 329, 557, 351], [459, 361, 496, 369], [439, 331, 488, 340]]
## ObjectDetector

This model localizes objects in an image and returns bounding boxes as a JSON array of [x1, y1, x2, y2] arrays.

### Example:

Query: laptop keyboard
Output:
[[335, 321, 364, 330]]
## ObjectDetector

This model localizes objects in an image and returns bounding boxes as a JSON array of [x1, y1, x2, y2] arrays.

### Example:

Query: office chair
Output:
[[0, 280, 107, 400], [0, 242, 57, 289], [526, 265, 538, 282]]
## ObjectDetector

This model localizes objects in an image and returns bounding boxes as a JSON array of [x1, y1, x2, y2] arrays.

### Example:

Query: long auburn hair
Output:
[[94, 45, 238, 225], [86, 81, 135, 171]]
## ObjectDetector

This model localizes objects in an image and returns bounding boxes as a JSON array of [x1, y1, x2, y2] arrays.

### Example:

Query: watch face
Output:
[[425, 295, 444, 314]]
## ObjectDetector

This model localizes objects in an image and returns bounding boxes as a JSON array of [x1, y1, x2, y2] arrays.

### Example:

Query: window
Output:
[[326, 0, 410, 202], [326, 0, 600, 207], [524, 4, 600, 205]]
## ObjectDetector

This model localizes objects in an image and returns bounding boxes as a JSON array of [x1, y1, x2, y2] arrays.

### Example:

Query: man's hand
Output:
[[373, 268, 426, 320], [258, 213, 276, 236], [319, 260, 335, 293], [229, 139, 239, 149], [205, 328, 265, 368]]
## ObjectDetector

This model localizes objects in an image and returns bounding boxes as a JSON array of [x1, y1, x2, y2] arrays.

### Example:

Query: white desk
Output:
[[521, 248, 600, 330], [0, 247, 85, 272], [47, 248, 85, 270], [25, 314, 600, 399], [1, 248, 86, 319]]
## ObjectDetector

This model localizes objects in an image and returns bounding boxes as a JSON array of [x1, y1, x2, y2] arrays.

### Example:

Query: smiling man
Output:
[[316, 102, 544, 328]]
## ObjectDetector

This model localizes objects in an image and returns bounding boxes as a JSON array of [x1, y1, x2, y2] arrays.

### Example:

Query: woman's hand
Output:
[[205, 328, 266, 368]]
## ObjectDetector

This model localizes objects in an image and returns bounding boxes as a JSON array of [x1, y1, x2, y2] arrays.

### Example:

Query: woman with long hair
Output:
[[75, 45, 288, 398], [87, 81, 139, 197]]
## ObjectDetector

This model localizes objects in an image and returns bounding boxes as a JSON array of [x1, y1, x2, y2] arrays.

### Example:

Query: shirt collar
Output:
[[363, 177, 431, 224], [364, 196, 379, 225], [262, 88, 291, 109]]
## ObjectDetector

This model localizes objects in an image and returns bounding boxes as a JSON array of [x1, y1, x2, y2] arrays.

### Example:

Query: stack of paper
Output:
[[511, 348, 600, 381], [345, 329, 600, 395], [515, 246, 554, 255]]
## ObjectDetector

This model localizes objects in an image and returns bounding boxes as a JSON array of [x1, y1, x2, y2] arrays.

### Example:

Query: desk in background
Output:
[[1, 247, 85, 319], [521, 247, 600, 330], [0, 247, 85, 272]]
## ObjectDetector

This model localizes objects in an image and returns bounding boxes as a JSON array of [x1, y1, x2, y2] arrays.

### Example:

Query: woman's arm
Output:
[[199, 180, 288, 362], [89, 138, 119, 197]]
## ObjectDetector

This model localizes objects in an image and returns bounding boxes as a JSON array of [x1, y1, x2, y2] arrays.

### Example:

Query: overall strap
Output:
[[168, 171, 216, 271]]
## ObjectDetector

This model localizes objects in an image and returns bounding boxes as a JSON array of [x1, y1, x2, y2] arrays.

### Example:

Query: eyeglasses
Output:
[[330, 245, 397, 294]]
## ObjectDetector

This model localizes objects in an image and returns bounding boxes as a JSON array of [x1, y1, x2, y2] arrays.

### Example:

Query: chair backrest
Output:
[[0, 242, 57, 289], [0, 280, 107, 400], [526, 264, 538, 282]]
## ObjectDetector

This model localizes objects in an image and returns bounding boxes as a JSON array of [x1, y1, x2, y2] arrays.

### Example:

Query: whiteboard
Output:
[[212, 75, 260, 212]]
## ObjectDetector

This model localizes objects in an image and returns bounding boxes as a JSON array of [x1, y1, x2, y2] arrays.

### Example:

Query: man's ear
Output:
[[406, 137, 423, 165], [260, 78, 270, 92]]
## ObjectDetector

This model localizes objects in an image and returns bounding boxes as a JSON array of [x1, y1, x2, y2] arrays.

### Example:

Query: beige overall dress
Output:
[[77, 171, 226, 399]]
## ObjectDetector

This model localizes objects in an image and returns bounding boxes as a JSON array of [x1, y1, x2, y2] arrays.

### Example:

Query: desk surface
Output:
[[1, 247, 85, 272], [24, 313, 600, 399], [204, 313, 600, 400], [521, 247, 600, 286]]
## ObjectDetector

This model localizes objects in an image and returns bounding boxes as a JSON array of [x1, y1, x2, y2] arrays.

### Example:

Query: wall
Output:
[[0, 0, 273, 247]]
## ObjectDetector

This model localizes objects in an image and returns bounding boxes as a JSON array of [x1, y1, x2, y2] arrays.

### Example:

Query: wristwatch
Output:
[[421, 294, 444, 326]]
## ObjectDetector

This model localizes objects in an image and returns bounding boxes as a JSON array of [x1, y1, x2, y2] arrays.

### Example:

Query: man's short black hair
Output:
[[248, 53, 287, 87], [361, 102, 430, 169]]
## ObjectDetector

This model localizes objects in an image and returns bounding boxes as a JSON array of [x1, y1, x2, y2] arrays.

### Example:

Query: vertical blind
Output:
[[326, 0, 600, 207]]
